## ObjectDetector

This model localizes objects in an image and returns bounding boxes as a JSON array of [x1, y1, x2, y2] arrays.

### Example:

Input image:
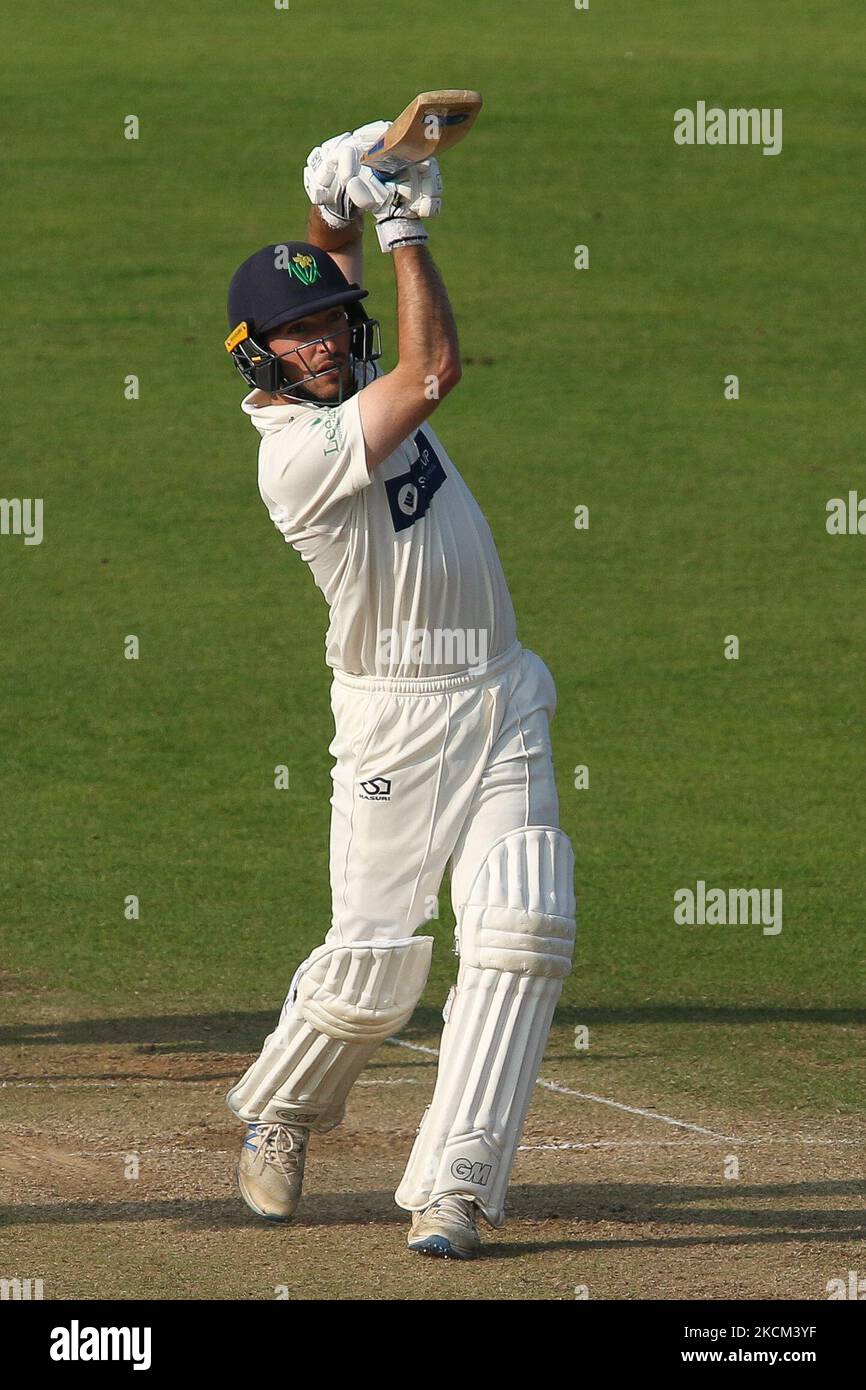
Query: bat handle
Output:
[[371, 167, 408, 185]]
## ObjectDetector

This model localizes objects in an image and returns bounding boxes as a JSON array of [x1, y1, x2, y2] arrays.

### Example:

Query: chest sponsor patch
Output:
[[384, 430, 447, 533]]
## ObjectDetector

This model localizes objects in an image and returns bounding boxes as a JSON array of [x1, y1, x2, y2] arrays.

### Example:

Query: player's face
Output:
[[267, 307, 353, 401]]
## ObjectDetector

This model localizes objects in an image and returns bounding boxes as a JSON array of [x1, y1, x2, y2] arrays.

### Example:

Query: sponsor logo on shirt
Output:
[[312, 410, 343, 457], [384, 430, 447, 532]]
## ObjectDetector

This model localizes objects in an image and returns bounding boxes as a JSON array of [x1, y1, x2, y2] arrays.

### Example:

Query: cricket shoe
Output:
[[407, 1194, 481, 1260], [236, 1121, 309, 1222]]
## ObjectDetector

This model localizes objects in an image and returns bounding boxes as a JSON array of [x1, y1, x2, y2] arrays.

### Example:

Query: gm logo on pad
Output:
[[450, 1158, 492, 1185]]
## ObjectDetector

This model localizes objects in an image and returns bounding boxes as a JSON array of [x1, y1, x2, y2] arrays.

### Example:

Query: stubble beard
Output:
[[276, 360, 353, 406]]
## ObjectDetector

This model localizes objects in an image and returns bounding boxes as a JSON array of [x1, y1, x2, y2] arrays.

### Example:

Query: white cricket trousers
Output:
[[226, 638, 575, 1225], [326, 640, 562, 945]]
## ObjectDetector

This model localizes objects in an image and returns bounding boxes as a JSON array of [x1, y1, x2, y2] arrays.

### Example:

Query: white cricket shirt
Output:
[[241, 363, 517, 678]]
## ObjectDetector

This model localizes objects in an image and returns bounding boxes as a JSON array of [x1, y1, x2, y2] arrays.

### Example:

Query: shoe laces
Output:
[[426, 1194, 477, 1229], [248, 1123, 306, 1175]]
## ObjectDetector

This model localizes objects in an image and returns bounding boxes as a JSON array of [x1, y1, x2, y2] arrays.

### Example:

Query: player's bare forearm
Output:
[[353, 242, 461, 469], [306, 205, 364, 287], [392, 243, 461, 387]]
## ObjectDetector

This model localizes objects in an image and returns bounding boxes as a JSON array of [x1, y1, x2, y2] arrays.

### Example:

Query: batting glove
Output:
[[303, 121, 391, 229], [351, 159, 443, 253], [305, 122, 443, 251]]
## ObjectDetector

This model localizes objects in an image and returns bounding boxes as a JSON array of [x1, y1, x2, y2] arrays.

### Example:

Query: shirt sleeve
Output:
[[257, 389, 371, 536]]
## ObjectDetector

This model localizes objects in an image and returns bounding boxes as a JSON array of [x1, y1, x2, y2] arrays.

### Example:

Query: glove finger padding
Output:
[[349, 118, 391, 153], [305, 129, 352, 185], [304, 142, 357, 228], [336, 142, 390, 216], [343, 166, 393, 215], [304, 123, 392, 227], [303, 146, 330, 205], [393, 158, 443, 219], [347, 157, 444, 222]]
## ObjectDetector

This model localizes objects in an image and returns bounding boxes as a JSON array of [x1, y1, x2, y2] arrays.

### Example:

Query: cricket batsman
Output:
[[223, 117, 577, 1259]]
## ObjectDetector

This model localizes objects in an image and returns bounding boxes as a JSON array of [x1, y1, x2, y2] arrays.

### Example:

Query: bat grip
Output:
[[371, 167, 408, 185]]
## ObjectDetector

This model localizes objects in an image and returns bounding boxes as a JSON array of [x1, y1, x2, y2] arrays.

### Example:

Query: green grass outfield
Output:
[[2, 0, 864, 1122]]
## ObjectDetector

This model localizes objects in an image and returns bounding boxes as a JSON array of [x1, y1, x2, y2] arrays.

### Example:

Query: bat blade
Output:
[[361, 89, 482, 179]]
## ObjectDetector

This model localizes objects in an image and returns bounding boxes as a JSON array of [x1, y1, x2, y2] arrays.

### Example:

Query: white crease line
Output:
[[0, 1077, 418, 1091], [1, 1080, 121, 1088], [766, 1137, 866, 1146], [2, 1053, 853, 1152], [0, 1079, 225, 1089], [57, 1147, 232, 1158], [385, 1039, 439, 1056], [7, 1137, 862, 1161], [0, 1078, 195, 1089], [386, 1037, 740, 1141], [535, 1078, 740, 1141], [356, 1078, 419, 1086], [520, 1139, 732, 1152], [520, 1137, 865, 1151]]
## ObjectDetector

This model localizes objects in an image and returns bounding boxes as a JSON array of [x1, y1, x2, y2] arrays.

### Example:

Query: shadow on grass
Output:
[[1, 1179, 864, 1259], [0, 1008, 442, 1053], [1, 1005, 865, 1054]]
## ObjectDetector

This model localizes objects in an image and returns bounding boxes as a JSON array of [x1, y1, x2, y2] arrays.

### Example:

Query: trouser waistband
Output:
[[332, 640, 523, 695]]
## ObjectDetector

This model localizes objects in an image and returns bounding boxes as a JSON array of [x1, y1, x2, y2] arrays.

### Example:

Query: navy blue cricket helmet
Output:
[[225, 241, 380, 397]]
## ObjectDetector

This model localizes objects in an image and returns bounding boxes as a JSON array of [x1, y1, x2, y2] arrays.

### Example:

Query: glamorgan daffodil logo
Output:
[[287, 252, 321, 286]]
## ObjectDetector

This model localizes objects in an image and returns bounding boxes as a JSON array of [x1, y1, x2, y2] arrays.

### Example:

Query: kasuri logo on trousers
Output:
[[359, 777, 392, 801]]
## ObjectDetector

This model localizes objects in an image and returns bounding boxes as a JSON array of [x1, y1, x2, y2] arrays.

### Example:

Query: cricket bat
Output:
[[361, 89, 482, 181]]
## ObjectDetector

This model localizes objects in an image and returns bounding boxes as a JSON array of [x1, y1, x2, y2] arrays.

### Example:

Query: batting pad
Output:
[[395, 826, 576, 1226], [226, 935, 433, 1132], [456, 825, 576, 977]]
